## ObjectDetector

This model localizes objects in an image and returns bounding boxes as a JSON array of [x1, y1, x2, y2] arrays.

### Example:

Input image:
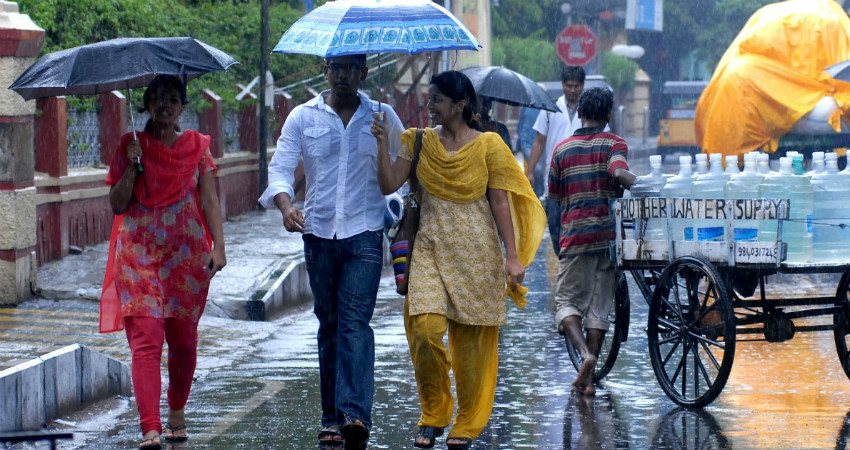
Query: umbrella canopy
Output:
[[460, 66, 559, 112], [273, 0, 481, 58], [9, 37, 239, 101]]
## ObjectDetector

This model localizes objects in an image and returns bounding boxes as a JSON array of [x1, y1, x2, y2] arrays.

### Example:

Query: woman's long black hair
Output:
[[430, 70, 482, 131]]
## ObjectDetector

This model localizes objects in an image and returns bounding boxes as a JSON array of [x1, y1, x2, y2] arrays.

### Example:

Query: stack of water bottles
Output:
[[627, 151, 850, 264]]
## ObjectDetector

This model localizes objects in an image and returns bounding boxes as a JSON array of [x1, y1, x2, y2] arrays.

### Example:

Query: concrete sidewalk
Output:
[[35, 207, 312, 321], [1, 207, 312, 432]]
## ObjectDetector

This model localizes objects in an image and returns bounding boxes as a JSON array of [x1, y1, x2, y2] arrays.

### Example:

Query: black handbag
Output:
[[389, 129, 424, 295]]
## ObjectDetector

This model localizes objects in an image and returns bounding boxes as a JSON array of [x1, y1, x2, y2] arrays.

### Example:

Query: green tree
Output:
[[16, 0, 321, 111], [492, 37, 561, 81], [599, 51, 638, 93]]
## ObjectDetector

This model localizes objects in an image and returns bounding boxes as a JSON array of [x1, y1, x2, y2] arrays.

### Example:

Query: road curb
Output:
[[210, 259, 313, 321], [0, 344, 131, 432]]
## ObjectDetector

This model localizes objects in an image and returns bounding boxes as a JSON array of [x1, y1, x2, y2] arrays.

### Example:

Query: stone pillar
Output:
[[0, 1, 44, 304], [97, 91, 127, 166], [198, 89, 223, 158], [273, 92, 292, 142], [627, 69, 651, 136], [34, 96, 67, 178], [236, 87, 258, 153]]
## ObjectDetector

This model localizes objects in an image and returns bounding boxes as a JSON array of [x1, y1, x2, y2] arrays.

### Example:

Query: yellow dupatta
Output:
[[401, 127, 546, 308]]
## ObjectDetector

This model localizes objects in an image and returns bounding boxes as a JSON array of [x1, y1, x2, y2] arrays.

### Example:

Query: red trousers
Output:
[[124, 317, 199, 435]]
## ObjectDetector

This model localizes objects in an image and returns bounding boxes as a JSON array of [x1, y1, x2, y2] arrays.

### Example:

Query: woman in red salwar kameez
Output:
[[100, 75, 226, 450]]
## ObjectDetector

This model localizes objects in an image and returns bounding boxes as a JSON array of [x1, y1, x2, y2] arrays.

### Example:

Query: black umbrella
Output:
[[826, 60, 850, 83], [460, 66, 559, 112], [9, 37, 238, 172], [9, 37, 239, 100]]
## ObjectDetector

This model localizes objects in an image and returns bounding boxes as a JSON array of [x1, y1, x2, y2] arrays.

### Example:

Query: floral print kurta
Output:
[[110, 145, 215, 324]]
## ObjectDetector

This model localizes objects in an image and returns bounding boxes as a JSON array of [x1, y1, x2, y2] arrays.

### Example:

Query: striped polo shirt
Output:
[[548, 127, 629, 257]]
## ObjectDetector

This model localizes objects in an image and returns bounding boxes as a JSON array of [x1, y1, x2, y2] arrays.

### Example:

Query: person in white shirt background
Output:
[[524, 65, 587, 255], [259, 53, 404, 450]]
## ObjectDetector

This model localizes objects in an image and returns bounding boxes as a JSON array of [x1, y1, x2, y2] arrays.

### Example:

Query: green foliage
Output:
[[664, 0, 775, 72], [599, 51, 638, 93], [16, 0, 322, 113], [492, 37, 561, 82]]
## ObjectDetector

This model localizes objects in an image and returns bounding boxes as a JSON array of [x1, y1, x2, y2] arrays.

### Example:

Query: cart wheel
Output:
[[833, 270, 850, 380], [565, 272, 630, 383], [648, 256, 736, 407]]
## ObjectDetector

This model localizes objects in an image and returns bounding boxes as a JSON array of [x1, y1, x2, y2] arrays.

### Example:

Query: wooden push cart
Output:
[[563, 196, 850, 407]]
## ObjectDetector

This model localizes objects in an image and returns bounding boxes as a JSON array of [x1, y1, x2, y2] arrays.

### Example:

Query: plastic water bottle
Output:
[[725, 155, 741, 176], [811, 152, 850, 262], [725, 153, 763, 242], [629, 155, 668, 241], [661, 155, 695, 240], [809, 151, 825, 178], [759, 157, 813, 263], [757, 153, 772, 176], [692, 153, 729, 241], [790, 152, 806, 175], [694, 153, 709, 176]]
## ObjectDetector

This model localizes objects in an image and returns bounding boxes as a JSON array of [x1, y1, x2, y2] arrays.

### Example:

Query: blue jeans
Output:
[[303, 230, 383, 428], [545, 198, 561, 256]]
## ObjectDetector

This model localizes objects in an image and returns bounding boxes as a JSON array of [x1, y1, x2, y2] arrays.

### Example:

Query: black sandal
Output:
[[318, 426, 343, 448], [163, 423, 188, 442], [341, 419, 369, 450], [138, 435, 162, 450], [446, 437, 473, 450], [413, 426, 444, 448]]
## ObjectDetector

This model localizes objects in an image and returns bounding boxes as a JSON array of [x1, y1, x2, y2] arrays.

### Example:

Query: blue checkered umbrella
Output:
[[273, 0, 481, 57]]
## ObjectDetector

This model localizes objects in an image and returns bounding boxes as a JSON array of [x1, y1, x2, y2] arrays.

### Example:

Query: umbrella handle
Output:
[[127, 87, 144, 173]]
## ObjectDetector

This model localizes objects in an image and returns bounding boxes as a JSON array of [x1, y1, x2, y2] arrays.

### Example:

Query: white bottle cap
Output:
[[649, 155, 662, 165]]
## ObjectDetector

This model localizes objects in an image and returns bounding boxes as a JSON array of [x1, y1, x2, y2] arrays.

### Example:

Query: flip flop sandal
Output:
[[163, 424, 188, 442], [318, 426, 344, 448], [341, 419, 370, 450], [413, 426, 444, 448], [446, 437, 473, 450], [139, 435, 162, 450]]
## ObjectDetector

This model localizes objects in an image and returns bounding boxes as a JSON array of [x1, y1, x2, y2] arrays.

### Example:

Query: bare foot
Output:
[[573, 355, 597, 390], [578, 383, 596, 396]]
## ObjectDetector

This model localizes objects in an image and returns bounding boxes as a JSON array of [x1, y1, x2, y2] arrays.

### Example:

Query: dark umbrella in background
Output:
[[9, 37, 239, 171], [460, 65, 559, 112]]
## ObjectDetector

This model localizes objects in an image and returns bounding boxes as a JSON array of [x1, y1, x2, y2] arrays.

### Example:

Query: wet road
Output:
[[30, 146, 850, 450], [46, 239, 850, 450]]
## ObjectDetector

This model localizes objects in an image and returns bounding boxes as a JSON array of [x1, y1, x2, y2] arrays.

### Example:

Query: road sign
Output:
[[556, 25, 597, 66]]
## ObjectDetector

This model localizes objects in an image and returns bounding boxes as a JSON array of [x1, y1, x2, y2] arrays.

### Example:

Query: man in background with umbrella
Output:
[[259, 54, 404, 450]]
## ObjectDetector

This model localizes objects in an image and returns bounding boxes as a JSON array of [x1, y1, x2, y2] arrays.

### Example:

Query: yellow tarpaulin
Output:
[[695, 0, 850, 157]]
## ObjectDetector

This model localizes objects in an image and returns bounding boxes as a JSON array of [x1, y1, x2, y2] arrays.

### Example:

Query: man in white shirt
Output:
[[525, 65, 586, 255], [259, 53, 403, 450]]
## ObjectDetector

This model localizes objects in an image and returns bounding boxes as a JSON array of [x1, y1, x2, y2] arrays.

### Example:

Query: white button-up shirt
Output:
[[259, 90, 404, 239]]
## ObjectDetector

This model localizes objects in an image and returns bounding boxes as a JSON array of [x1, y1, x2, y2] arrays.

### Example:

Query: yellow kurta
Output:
[[399, 128, 545, 326]]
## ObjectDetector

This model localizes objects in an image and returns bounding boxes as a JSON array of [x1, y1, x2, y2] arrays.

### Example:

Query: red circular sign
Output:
[[556, 25, 597, 66]]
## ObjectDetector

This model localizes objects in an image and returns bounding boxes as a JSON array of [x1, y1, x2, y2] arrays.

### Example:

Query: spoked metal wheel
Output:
[[648, 256, 736, 407], [833, 270, 850, 380], [565, 272, 630, 383]]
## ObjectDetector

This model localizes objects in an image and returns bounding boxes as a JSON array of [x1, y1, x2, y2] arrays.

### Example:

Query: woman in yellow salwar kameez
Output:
[[372, 71, 546, 450]]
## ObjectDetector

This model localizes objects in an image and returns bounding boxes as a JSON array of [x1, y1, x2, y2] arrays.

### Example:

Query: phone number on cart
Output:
[[735, 244, 777, 263]]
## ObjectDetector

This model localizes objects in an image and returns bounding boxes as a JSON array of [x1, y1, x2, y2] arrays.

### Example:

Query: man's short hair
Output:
[[325, 54, 367, 67], [577, 87, 614, 122], [560, 65, 585, 84]]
